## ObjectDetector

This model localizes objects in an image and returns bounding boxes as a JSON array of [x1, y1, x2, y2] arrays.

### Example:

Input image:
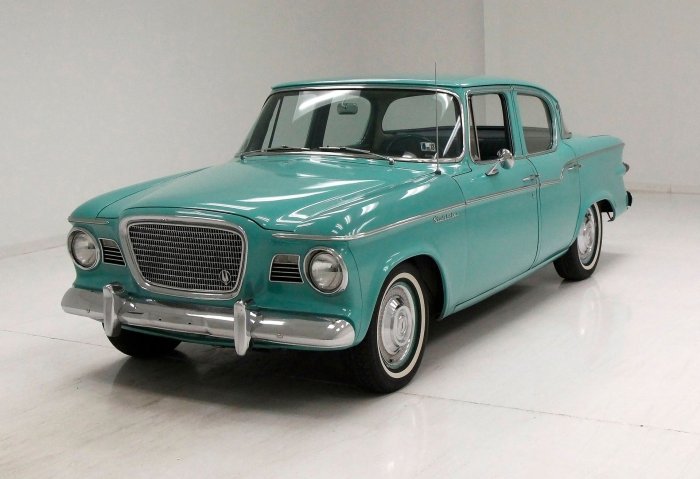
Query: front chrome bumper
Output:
[[61, 284, 355, 356]]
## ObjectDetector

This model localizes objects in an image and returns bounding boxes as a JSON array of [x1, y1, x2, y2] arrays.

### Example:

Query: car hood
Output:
[[101, 155, 433, 231]]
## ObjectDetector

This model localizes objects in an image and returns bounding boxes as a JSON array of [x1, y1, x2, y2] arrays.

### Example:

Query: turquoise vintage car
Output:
[[62, 77, 631, 392]]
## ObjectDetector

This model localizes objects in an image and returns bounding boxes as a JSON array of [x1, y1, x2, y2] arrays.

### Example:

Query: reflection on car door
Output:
[[453, 90, 539, 302]]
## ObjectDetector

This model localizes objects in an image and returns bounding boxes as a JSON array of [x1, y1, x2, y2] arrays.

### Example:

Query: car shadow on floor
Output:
[[87, 257, 624, 410]]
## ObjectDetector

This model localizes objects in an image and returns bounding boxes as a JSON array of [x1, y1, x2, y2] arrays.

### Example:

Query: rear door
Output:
[[513, 89, 580, 263]]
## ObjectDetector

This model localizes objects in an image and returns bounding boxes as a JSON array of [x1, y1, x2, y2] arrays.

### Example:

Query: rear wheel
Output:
[[107, 329, 180, 358], [349, 264, 429, 393], [554, 203, 603, 281]]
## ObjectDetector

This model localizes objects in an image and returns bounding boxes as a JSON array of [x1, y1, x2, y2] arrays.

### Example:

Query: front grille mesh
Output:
[[128, 222, 244, 294]]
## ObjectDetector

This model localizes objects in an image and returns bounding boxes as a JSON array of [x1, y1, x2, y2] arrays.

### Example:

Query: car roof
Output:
[[272, 75, 547, 91]]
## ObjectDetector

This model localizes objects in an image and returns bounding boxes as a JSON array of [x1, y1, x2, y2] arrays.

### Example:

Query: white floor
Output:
[[2, 192, 699, 478]]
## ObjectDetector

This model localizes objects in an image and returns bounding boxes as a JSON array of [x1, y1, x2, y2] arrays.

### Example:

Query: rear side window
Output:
[[517, 94, 554, 154]]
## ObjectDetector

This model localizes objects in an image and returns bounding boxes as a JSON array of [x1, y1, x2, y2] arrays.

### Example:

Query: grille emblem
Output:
[[220, 269, 232, 285]]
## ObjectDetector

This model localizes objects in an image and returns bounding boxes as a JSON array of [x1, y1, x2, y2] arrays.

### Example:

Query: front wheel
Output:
[[348, 264, 429, 393], [554, 203, 603, 281]]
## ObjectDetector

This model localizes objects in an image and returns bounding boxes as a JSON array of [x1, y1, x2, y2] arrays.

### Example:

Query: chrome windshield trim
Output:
[[246, 85, 466, 164], [272, 203, 465, 241], [68, 217, 109, 225]]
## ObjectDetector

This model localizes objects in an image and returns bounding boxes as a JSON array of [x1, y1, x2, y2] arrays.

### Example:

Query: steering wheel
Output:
[[385, 134, 436, 159]]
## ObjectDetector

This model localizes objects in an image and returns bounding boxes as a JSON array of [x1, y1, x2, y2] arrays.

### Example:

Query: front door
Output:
[[453, 90, 539, 302]]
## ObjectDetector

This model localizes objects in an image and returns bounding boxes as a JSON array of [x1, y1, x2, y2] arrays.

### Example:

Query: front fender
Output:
[[348, 202, 465, 341]]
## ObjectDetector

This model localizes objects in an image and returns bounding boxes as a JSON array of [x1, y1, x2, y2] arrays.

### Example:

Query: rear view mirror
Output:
[[337, 101, 358, 115]]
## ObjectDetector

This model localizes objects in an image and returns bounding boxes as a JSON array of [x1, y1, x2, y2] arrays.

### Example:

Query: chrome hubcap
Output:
[[577, 207, 596, 265], [378, 283, 416, 370]]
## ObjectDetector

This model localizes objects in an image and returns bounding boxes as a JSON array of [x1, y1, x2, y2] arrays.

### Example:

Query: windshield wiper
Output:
[[316, 146, 395, 165], [240, 146, 310, 158]]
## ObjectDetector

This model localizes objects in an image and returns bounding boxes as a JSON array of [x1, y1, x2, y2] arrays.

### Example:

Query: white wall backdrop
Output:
[[0, 0, 484, 256], [484, 0, 700, 194]]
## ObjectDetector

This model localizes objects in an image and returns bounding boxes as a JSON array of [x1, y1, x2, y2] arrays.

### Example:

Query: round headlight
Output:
[[306, 248, 347, 294], [68, 229, 99, 270]]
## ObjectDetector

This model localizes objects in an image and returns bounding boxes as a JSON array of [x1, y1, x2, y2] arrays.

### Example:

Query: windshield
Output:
[[240, 88, 464, 161]]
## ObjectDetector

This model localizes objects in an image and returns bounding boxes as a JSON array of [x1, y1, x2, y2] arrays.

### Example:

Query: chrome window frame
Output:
[[464, 87, 518, 165], [119, 215, 248, 300], [248, 85, 466, 164], [512, 87, 560, 158]]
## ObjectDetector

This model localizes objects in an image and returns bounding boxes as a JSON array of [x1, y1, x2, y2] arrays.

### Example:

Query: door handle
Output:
[[566, 163, 581, 171], [522, 174, 539, 183]]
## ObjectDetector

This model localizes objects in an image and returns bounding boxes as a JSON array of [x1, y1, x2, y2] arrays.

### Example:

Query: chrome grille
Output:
[[100, 238, 125, 266], [126, 220, 245, 296], [269, 254, 302, 283]]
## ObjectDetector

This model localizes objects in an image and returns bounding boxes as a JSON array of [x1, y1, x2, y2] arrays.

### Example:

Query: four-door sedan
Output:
[[62, 77, 631, 392]]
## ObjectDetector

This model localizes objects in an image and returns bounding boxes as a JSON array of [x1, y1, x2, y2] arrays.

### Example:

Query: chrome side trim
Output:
[[61, 286, 355, 354], [272, 203, 465, 241], [119, 216, 248, 301], [539, 160, 580, 189], [572, 143, 625, 162], [465, 184, 538, 207], [537, 143, 624, 189], [68, 217, 110, 225]]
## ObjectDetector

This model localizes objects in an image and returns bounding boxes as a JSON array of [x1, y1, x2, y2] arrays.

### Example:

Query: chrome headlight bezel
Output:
[[67, 227, 100, 270], [304, 247, 348, 295]]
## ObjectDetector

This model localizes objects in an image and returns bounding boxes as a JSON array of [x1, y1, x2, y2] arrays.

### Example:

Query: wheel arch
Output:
[[405, 254, 445, 322], [576, 192, 616, 233], [355, 248, 449, 342], [597, 198, 615, 220]]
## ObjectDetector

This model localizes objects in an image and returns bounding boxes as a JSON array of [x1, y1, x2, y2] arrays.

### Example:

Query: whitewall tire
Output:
[[349, 264, 429, 393], [554, 203, 603, 281]]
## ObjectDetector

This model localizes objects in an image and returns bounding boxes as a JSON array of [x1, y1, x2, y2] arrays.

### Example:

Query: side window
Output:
[[517, 94, 554, 154], [381, 92, 462, 159], [468, 93, 511, 161]]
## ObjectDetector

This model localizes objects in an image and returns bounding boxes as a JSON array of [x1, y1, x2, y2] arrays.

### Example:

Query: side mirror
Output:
[[486, 149, 515, 176]]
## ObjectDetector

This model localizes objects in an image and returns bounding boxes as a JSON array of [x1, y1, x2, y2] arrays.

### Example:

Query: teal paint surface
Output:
[[66, 78, 630, 349]]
